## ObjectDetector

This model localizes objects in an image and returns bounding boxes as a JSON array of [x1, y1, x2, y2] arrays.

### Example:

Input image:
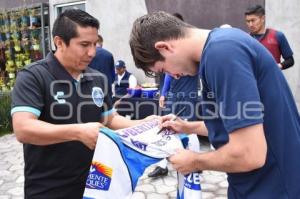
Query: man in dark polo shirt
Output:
[[11, 9, 148, 199]]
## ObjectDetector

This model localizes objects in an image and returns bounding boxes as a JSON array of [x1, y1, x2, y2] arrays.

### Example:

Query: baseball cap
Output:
[[115, 60, 126, 68]]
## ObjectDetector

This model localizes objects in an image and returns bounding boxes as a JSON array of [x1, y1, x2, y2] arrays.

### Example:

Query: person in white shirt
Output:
[[114, 60, 137, 97]]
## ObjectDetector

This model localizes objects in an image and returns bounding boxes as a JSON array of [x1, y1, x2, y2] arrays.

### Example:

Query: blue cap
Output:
[[115, 60, 126, 68]]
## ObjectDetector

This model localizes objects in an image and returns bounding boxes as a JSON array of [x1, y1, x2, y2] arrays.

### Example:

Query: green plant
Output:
[[0, 92, 12, 135]]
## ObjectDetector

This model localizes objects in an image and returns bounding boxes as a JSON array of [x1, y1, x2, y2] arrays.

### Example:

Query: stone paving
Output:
[[0, 134, 228, 199]]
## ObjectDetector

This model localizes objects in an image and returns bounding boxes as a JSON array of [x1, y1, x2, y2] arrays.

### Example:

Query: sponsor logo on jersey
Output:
[[86, 161, 113, 191], [130, 138, 147, 151]]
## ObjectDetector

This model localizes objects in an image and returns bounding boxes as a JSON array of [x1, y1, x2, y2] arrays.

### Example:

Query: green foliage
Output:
[[0, 92, 12, 136]]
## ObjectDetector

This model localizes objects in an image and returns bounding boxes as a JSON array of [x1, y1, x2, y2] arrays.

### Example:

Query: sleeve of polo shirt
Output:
[[11, 69, 44, 117], [101, 79, 114, 117], [204, 40, 264, 133]]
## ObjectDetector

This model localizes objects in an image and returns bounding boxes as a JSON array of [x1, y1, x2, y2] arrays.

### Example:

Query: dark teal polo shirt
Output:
[[11, 52, 114, 198]]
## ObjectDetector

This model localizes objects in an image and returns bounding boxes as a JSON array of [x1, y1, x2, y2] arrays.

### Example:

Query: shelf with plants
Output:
[[0, 3, 49, 92]]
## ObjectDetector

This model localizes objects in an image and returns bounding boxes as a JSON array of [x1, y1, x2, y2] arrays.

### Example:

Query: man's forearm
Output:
[[13, 115, 81, 145], [194, 124, 266, 173], [104, 113, 142, 130], [195, 145, 262, 173]]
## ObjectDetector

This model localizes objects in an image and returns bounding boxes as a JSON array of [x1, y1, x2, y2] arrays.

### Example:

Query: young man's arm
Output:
[[169, 123, 267, 174], [161, 114, 208, 136]]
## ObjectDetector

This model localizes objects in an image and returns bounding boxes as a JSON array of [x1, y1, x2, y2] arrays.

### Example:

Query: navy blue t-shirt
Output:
[[161, 74, 199, 120], [199, 28, 300, 199]]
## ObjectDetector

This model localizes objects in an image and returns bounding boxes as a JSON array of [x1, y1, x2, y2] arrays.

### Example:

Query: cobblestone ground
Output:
[[0, 134, 228, 199]]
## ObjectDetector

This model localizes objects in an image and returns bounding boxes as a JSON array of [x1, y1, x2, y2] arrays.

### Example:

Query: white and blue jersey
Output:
[[83, 120, 202, 199]]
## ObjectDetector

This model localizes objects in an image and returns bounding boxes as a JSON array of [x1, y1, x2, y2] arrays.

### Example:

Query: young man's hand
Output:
[[160, 114, 189, 134], [168, 149, 199, 175]]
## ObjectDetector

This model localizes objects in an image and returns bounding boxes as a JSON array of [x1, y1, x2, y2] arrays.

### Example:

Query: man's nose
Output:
[[88, 46, 96, 57]]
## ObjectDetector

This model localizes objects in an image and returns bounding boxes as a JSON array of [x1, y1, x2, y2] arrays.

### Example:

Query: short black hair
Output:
[[52, 9, 99, 46], [245, 5, 265, 16]]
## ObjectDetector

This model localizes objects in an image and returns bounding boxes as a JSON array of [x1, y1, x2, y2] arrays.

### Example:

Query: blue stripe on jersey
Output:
[[100, 128, 161, 191]]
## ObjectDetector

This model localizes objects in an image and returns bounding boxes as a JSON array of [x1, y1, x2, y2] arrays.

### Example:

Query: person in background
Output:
[[129, 11, 300, 198], [148, 12, 200, 178], [89, 34, 115, 95], [11, 9, 153, 199], [245, 4, 294, 70], [97, 34, 103, 47], [220, 24, 232, 28], [114, 60, 138, 98]]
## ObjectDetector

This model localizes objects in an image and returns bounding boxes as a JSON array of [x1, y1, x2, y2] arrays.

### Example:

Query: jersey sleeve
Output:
[[204, 40, 264, 133], [11, 69, 44, 117], [276, 31, 293, 59]]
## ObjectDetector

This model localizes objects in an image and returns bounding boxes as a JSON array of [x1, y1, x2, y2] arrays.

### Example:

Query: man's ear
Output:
[[154, 41, 173, 56], [53, 36, 65, 51], [261, 15, 266, 23]]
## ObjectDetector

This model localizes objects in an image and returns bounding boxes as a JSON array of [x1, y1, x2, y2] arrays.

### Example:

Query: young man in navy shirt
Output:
[[245, 4, 294, 70], [130, 11, 300, 199]]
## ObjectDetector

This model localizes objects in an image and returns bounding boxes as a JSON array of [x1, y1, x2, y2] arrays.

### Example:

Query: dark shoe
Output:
[[148, 166, 168, 178]]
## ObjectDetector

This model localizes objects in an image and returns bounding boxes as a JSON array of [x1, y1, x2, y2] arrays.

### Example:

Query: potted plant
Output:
[[5, 58, 16, 79], [13, 39, 21, 52], [20, 8, 30, 28], [2, 11, 9, 27], [29, 8, 40, 29]]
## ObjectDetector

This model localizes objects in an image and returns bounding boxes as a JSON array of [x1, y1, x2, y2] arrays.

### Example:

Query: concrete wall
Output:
[[145, 0, 264, 30], [49, 0, 154, 85], [266, 1, 300, 109]]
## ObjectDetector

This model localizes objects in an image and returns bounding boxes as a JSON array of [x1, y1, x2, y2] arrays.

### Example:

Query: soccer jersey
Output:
[[83, 120, 202, 199]]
